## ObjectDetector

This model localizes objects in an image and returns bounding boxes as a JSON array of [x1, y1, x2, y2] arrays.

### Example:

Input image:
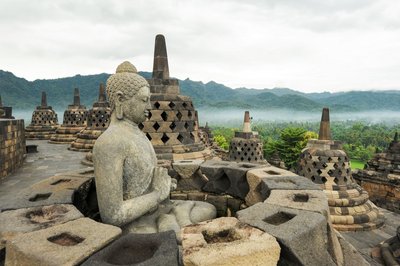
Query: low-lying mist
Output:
[[197, 108, 400, 127], [12, 108, 400, 127]]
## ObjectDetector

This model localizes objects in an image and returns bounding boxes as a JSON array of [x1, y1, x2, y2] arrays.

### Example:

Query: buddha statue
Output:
[[93, 61, 216, 235]]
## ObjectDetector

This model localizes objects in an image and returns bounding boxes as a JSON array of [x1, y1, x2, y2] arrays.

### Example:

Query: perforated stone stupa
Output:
[[139, 34, 211, 161], [352, 132, 400, 213], [25, 92, 59, 140], [49, 88, 87, 144], [69, 84, 110, 152], [228, 111, 264, 163], [297, 108, 384, 231]]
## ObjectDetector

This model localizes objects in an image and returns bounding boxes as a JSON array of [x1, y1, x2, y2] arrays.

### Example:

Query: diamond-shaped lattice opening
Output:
[[190, 133, 195, 141], [169, 122, 176, 130], [328, 157, 333, 162], [321, 176, 328, 183], [182, 102, 188, 108], [168, 101, 175, 109], [153, 122, 160, 131], [138, 123, 144, 130], [333, 163, 338, 169], [338, 157, 342, 162], [161, 133, 170, 144], [317, 169, 322, 175], [148, 111, 152, 119], [312, 161, 317, 167], [146, 133, 152, 141], [311, 176, 316, 182], [184, 122, 189, 130], [176, 111, 182, 121], [177, 134, 184, 143], [322, 162, 328, 168], [154, 101, 161, 109], [161, 111, 168, 121], [328, 170, 334, 175], [188, 110, 193, 118], [334, 177, 339, 184]]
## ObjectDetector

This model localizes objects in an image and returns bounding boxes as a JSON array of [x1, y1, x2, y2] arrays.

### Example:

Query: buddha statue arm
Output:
[[94, 145, 160, 227]]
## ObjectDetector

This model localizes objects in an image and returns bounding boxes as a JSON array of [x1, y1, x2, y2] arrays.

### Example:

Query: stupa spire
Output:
[[41, 91, 47, 107], [152, 34, 170, 80], [98, 83, 106, 102], [73, 88, 81, 106], [243, 111, 251, 133], [318, 107, 331, 140]]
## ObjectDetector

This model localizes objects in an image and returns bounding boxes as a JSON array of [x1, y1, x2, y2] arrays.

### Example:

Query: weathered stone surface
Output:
[[245, 166, 301, 206], [336, 232, 369, 266], [172, 159, 207, 191], [0, 204, 83, 250], [182, 217, 280, 266], [0, 174, 92, 211], [265, 189, 329, 220], [82, 230, 179, 266], [237, 202, 336, 266], [260, 175, 321, 199], [201, 160, 262, 199], [93, 61, 215, 235], [5, 217, 121, 266]]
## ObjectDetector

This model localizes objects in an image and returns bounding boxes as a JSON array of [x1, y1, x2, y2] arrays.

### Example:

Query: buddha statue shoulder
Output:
[[93, 61, 216, 234]]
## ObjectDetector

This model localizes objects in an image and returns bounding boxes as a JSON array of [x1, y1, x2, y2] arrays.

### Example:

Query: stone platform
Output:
[[0, 140, 399, 265]]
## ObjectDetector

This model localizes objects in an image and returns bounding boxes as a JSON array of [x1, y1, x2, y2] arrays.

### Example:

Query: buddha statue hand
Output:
[[152, 167, 172, 203]]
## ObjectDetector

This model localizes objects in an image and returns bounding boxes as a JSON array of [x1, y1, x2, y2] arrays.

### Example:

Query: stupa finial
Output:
[[243, 111, 251, 133], [73, 88, 81, 106], [318, 107, 331, 140], [98, 83, 107, 102], [152, 34, 170, 80], [41, 91, 47, 107]]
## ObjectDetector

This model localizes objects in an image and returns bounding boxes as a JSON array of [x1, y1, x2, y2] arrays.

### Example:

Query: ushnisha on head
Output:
[[106, 61, 151, 124]]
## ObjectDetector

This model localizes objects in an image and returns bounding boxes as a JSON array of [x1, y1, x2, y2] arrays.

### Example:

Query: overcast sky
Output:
[[1, 0, 400, 92]]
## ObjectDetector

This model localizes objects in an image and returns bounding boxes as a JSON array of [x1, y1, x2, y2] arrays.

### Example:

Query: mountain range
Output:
[[1, 70, 400, 112]]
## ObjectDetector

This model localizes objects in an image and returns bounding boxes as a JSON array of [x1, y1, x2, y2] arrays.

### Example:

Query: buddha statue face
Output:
[[106, 61, 152, 125], [117, 85, 151, 124]]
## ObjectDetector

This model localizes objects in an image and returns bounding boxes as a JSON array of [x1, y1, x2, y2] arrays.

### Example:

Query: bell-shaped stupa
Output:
[[49, 88, 87, 144], [69, 84, 110, 151], [228, 111, 264, 163], [297, 108, 384, 231], [139, 34, 212, 161], [25, 92, 58, 139]]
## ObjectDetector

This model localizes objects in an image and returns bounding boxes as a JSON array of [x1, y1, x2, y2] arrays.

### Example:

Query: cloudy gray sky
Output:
[[1, 0, 400, 92]]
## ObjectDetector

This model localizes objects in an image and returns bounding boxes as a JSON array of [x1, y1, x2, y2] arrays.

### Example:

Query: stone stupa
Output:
[[352, 132, 400, 213], [49, 88, 87, 144], [228, 111, 264, 163], [139, 34, 212, 161], [25, 92, 59, 140], [297, 107, 384, 231], [69, 84, 110, 152]]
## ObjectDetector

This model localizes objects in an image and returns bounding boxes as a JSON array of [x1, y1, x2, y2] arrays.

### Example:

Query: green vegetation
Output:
[[350, 160, 366, 170], [212, 121, 399, 169]]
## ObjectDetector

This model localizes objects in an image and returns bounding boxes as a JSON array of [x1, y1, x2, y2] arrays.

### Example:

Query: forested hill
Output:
[[1, 69, 400, 111]]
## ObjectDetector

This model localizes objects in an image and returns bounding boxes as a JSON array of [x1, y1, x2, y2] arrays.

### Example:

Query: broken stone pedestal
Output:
[[0, 204, 83, 250], [237, 203, 336, 266], [5, 217, 121, 266], [181, 217, 280, 266], [82, 230, 179, 266]]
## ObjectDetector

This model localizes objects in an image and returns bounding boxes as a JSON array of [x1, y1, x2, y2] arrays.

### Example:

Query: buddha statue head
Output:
[[106, 61, 151, 124]]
